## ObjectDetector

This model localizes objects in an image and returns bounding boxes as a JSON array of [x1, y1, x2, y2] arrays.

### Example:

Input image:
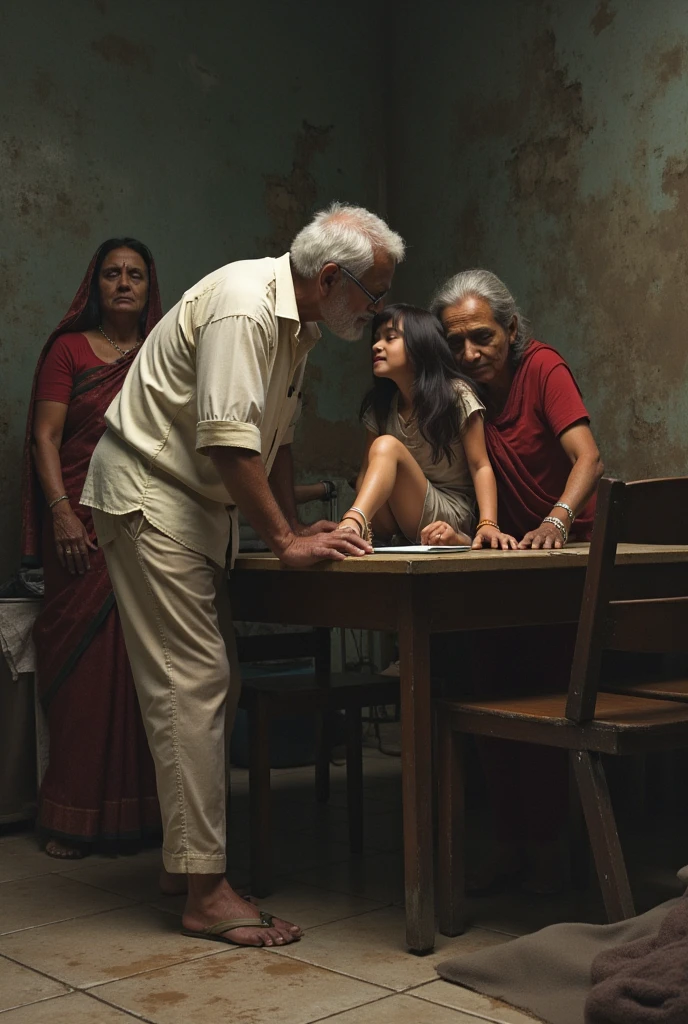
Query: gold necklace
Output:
[[98, 325, 141, 356]]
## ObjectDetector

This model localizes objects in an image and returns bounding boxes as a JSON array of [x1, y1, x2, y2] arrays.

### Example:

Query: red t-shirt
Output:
[[486, 341, 596, 538], [35, 333, 107, 404]]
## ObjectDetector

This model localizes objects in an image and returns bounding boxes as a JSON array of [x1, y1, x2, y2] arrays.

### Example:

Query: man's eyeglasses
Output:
[[337, 264, 388, 307]]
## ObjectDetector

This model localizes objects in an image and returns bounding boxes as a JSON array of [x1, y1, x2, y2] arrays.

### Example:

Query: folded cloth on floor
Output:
[[436, 870, 688, 1024], [585, 891, 688, 1024], [0, 599, 42, 680]]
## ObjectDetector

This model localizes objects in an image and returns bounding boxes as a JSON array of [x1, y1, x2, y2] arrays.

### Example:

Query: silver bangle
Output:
[[542, 516, 568, 543], [552, 501, 575, 523], [48, 494, 69, 510]]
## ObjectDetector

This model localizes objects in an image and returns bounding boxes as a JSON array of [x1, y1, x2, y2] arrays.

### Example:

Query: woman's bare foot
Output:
[[45, 838, 84, 860], [183, 874, 301, 948]]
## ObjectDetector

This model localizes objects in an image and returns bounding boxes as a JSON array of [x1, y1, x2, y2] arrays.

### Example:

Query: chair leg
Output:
[[248, 697, 272, 898], [345, 706, 364, 856], [568, 757, 590, 891], [437, 716, 466, 937], [570, 750, 635, 922], [314, 628, 332, 804]]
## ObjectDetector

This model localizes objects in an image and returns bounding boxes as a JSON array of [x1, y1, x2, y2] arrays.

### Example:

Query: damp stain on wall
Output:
[[392, 0, 688, 482], [263, 121, 334, 254]]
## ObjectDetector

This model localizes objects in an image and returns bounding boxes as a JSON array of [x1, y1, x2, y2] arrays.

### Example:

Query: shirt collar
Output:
[[274, 252, 321, 346]]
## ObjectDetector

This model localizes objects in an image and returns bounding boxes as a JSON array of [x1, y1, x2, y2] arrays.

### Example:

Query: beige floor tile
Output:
[[411, 980, 545, 1023], [0, 874, 132, 935], [274, 906, 510, 991], [58, 847, 166, 902], [0, 904, 228, 988], [0, 954, 70, 1012], [251, 882, 385, 930], [290, 852, 405, 903], [0, 991, 142, 1022], [323, 992, 488, 1023], [95, 946, 387, 1024], [0, 835, 57, 883]]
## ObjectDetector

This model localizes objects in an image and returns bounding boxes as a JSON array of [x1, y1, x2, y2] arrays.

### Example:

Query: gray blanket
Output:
[[437, 896, 683, 1024]]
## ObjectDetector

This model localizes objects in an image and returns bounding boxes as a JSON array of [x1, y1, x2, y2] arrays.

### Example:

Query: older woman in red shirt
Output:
[[430, 268, 603, 893]]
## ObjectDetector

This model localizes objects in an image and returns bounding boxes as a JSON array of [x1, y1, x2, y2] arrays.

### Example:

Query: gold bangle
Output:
[[476, 519, 500, 531]]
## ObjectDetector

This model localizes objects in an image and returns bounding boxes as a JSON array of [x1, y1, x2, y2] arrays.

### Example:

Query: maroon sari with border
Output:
[[21, 249, 163, 845]]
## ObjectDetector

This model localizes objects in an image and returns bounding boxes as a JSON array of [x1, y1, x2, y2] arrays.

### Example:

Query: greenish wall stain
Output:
[[1, 0, 384, 575], [390, 0, 688, 483], [4, 0, 688, 578]]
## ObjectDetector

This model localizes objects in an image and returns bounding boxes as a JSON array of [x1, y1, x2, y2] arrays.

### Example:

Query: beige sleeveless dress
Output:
[[362, 381, 485, 541]]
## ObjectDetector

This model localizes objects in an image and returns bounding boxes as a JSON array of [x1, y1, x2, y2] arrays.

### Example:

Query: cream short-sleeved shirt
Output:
[[362, 381, 485, 539], [81, 253, 319, 566]]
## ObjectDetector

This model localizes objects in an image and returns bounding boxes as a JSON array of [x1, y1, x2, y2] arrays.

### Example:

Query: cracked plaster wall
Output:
[[1, 0, 383, 577], [389, 0, 688, 482]]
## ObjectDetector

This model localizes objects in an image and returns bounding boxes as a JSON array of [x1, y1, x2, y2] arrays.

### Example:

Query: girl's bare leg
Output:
[[346, 435, 429, 541]]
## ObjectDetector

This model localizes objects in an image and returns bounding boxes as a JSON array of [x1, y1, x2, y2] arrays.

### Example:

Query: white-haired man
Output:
[[81, 203, 405, 948]]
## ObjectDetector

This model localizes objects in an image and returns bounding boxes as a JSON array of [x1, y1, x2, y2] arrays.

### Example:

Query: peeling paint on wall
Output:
[[391, 0, 688, 483], [263, 121, 334, 254]]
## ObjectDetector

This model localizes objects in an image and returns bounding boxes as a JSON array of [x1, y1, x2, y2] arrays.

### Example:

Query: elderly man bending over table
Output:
[[81, 203, 405, 948]]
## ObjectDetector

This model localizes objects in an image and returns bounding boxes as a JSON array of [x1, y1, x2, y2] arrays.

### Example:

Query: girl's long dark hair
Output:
[[70, 236, 154, 335], [360, 304, 479, 464]]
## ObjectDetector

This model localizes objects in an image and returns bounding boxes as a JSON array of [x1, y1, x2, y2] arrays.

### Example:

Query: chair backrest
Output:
[[236, 628, 331, 683], [566, 477, 688, 722]]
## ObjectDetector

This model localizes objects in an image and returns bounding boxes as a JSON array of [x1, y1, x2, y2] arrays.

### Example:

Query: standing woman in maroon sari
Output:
[[22, 238, 163, 859], [430, 269, 604, 893]]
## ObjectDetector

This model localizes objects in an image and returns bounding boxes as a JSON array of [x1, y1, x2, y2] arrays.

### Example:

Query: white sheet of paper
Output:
[[372, 545, 471, 553]]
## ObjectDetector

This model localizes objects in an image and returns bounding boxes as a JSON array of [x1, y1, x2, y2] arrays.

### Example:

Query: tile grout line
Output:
[[81, 988, 159, 1023], [407, 987, 532, 1024], [300, 990, 402, 1024], [261, 944, 402, 993]]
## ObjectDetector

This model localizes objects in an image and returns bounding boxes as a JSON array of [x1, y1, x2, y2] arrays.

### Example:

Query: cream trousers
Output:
[[93, 509, 240, 874]]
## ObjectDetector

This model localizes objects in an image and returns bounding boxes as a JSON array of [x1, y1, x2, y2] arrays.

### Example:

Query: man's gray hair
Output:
[[430, 269, 531, 365], [290, 202, 405, 279]]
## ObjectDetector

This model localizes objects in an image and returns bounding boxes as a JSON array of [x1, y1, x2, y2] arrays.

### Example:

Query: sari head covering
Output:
[[21, 237, 162, 565]]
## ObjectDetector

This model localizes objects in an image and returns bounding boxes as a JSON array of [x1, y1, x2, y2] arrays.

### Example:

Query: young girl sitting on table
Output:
[[337, 304, 517, 550]]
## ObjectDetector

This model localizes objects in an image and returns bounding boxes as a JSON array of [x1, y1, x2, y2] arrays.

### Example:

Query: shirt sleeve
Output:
[[541, 363, 589, 437], [35, 337, 76, 404], [195, 315, 271, 454], [455, 382, 485, 433], [361, 407, 380, 436]]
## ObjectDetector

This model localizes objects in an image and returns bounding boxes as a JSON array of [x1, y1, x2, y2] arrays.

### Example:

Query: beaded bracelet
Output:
[[48, 494, 69, 510], [542, 516, 568, 543], [476, 519, 500, 532], [552, 501, 575, 523]]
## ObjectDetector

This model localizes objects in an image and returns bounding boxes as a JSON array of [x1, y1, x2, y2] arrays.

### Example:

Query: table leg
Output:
[[398, 585, 435, 954]]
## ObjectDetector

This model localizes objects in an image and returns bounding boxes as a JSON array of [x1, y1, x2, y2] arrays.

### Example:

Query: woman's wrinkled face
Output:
[[441, 296, 516, 387], [98, 247, 149, 319], [371, 317, 411, 382]]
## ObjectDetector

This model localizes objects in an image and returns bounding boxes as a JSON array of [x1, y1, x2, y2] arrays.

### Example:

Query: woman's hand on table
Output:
[[52, 504, 97, 575], [518, 521, 565, 550], [471, 525, 519, 550]]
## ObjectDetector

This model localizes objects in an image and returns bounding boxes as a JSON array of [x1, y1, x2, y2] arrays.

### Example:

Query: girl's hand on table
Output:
[[471, 525, 518, 551], [518, 522, 565, 550], [420, 521, 471, 546]]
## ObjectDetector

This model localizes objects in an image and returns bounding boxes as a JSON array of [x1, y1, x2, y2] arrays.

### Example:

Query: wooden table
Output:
[[230, 543, 688, 953]]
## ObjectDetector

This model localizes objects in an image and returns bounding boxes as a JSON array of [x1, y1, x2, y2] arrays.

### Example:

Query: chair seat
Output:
[[601, 675, 688, 702], [436, 690, 688, 754], [239, 672, 399, 712]]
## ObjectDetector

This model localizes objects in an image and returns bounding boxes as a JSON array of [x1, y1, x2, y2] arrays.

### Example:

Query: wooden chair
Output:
[[435, 476, 688, 935], [235, 628, 399, 896]]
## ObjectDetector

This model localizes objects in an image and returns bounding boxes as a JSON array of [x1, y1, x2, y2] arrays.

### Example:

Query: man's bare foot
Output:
[[45, 838, 84, 860], [182, 874, 301, 948], [159, 868, 188, 895]]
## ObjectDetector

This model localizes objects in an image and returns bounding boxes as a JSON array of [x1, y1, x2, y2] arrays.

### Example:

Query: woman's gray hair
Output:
[[290, 202, 405, 279], [430, 269, 531, 365]]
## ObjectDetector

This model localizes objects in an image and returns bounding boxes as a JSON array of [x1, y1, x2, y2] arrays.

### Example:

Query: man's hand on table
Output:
[[293, 520, 339, 537], [518, 521, 565, 550], [277, 529, 372, 567]]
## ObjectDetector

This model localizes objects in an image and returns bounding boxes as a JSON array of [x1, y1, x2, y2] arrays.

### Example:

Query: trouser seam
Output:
[[131, 524, 189, 860]]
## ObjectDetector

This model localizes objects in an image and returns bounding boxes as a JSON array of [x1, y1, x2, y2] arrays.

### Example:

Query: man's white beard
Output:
[[321, 287, 369, 341]]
